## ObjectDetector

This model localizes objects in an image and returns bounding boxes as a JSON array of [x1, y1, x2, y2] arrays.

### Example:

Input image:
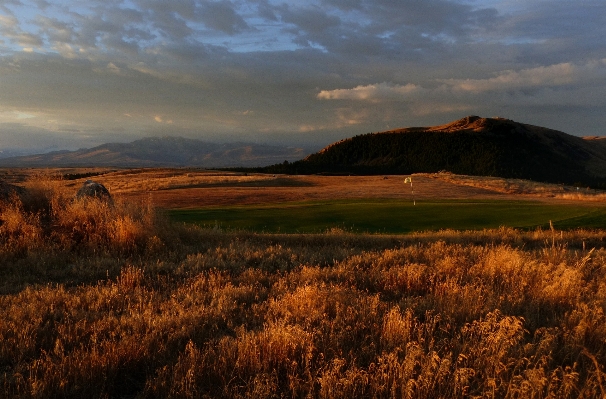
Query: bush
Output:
[[0, 183, 162, 255]]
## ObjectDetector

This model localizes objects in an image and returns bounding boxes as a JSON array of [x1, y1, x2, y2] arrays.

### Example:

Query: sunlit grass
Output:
[[2, 177, 606, 398]]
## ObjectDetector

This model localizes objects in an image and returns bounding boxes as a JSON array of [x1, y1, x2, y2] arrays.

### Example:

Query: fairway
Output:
[[168, 199, 606, 233]]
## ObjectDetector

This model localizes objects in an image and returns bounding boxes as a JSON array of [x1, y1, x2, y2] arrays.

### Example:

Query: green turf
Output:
[[168, 199, 606, 234]]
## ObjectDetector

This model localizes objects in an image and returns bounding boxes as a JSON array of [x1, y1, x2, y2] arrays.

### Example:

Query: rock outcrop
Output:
[[76, 180, 112, 202]]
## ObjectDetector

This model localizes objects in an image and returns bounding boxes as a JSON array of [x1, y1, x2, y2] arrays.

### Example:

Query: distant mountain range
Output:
[[0, 137, 313, 168], [4, 117, 606, 187], [260, 116, 606, 187], [0, 149, 39, 159]]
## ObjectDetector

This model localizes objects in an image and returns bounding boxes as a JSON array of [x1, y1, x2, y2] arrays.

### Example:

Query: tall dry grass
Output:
[[1, 182, 606, 398], [0, 180, 177, 293]]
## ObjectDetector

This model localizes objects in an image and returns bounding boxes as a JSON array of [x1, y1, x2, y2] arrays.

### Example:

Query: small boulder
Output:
[[76, 180, 112, 202]]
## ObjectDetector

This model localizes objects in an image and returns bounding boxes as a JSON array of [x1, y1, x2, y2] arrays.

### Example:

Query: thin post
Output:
[[404, 177, 415, 205]]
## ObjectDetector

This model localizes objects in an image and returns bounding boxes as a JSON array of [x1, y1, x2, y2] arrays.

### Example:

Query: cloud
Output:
[[1, 0, 606, 152], [494, 1, 606, 43], [36, 16, 75, 44], [103, 62, 120, 75], [311, 57, 606, 137], [0, 121, 137, 151], [443, 63, 577, 92], [0, 109, 38, 123], [317, 82, 421, 101], [0, 13, 18, 29], [319, 60, 606, 102], [0, 13, 43, 48], [1, 0, 497, 60], [268, 0, 499, 56], [199, 1, 249, 35], [442, 59, 606, 93], [281, 5, 341, 34]]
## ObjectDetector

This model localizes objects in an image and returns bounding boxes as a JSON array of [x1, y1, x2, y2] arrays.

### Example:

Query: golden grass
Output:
[[429, 171, 606, 201], [1, 173, 606, 398]]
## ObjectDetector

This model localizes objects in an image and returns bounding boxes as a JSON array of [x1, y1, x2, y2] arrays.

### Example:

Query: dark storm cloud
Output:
[[0, 0, 605, 151]]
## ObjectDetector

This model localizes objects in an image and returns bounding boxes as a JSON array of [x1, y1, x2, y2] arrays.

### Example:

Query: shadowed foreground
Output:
[[1, 185, 606, 398]]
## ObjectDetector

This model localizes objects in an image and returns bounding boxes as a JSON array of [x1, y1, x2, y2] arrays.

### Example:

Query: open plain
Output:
[[5, 167, 604, 206], [8, 167, 604, 233], [73, 169, 606, 207], [4, 167, 606, 233], [2, 168, 606, 398]]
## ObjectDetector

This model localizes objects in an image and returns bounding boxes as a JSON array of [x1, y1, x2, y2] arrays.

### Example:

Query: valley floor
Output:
[[4, 167, 605, 209], [1, 170, 606, 397]]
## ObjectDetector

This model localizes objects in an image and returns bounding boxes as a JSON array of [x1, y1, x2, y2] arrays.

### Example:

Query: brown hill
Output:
[[265, 116, 606, 186]]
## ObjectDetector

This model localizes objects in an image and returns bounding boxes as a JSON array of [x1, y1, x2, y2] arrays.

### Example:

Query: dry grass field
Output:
[[4, 167, 605, 209], [1, 169, 606, 398]]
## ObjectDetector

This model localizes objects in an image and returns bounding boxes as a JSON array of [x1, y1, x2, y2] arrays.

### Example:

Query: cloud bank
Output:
[[0, 0, 605, 151]]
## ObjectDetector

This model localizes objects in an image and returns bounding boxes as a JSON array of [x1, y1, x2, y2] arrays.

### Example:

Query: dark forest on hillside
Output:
[[252, 118, 606, 187]]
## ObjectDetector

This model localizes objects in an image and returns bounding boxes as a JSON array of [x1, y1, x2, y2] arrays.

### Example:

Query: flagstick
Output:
[[411, 181, 415, 205], [405, 177, 415, 205]]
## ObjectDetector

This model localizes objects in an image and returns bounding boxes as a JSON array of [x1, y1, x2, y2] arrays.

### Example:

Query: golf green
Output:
[[168, 199, 606, 234]]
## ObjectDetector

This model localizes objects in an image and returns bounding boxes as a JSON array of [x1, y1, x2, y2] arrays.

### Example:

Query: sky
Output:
[[1, 0, 606, 153]]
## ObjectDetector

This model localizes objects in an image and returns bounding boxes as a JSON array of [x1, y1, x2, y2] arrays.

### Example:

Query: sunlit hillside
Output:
[[261, 116, 606, 188]]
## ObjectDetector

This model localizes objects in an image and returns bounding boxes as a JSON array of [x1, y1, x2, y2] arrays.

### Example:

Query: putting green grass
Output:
[[168, 199, 606, 234]]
